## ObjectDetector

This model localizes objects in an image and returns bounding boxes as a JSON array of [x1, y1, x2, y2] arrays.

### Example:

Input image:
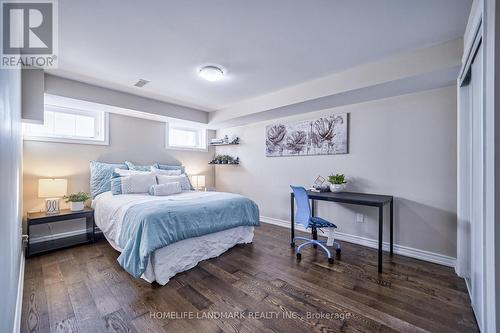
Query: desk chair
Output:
[[290, 185, 341, 264]]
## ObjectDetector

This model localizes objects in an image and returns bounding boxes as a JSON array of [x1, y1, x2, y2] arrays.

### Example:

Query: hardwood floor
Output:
[[21, 223, 478, 333]]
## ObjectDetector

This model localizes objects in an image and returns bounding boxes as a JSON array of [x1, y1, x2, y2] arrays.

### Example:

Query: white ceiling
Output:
[[49, 0, 472, 112]]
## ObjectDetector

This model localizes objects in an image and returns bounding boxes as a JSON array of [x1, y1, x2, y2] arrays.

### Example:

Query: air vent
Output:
[[133, 79, 150, 87]]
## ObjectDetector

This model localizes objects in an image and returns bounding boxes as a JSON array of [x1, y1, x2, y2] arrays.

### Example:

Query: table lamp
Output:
[[38, 178, 67, 214], [191, 175, 206, 191]]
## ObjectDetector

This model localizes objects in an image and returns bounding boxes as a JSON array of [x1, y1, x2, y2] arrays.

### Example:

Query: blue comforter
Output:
[[117, 192, 260, 277]]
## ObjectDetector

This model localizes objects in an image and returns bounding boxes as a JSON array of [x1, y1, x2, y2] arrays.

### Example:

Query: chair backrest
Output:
[[290, 185, 311, 227]]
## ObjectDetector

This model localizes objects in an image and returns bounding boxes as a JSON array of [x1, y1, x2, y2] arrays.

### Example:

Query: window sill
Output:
[[23, 136, 109, 146], [166, 145, 208, 152]]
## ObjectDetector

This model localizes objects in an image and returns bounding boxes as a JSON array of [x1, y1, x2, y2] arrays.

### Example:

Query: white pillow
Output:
[[156, 174, 191, 191], [150, 166, 182, 176], [114, 168, 151, 176], [121, 173, 157, 194], [149, 182, 182, 196]]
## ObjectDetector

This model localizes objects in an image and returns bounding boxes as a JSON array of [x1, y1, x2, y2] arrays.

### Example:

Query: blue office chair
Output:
[[290, 185, 341, 264]]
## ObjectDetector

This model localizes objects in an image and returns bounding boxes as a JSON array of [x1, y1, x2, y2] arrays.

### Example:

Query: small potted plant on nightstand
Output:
[[328, 173, 347, 192], [64, 192, 90, 211]]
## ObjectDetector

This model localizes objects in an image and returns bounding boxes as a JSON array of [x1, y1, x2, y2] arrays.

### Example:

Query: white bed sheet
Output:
[[92, 191, 254, 284]]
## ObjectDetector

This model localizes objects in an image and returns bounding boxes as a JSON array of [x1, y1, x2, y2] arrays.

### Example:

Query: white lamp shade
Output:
[[191, 175, 206, 188], [38, 179, 67, 198]]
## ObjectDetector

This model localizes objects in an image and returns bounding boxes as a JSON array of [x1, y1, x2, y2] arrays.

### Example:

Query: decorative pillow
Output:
[[156, 174, 192, 191], [90, 161, 128, 198], [119, 173, 157, 194], [150, 166, 182, 176], [154, 164, 194, 190], [114, 168, 150, 176], [110, 177, 123, 195], [149, 182, 182, 196], [153, 163, 185, 174], [125, 161, 152, 171]]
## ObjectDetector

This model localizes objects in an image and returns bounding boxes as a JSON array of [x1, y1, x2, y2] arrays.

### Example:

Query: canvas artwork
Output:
[[265, 113, 348, 157]]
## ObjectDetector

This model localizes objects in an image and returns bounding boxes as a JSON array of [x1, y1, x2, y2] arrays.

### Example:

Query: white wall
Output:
[[23, 113, 215, 214], [0, 68, 23, 332], [216, 86, 457, 258]]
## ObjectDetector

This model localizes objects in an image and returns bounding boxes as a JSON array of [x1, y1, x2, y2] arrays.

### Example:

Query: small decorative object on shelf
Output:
[[64, 192, 90, 211], [309, 175, 329, 192], [328, 173, 347, 192], [209, 136, 240, 146], [209, 154, 240, 165]]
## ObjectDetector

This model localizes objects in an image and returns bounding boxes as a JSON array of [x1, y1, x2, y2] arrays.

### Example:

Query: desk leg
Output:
[[311, 200, 317, 247], [378, 206, 383, 273], [290, 194, 295, 248], [390, 199, 394, 256]]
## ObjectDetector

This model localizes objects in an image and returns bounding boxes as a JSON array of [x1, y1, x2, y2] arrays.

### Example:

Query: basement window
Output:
[[23, 95, 109, 145], [166, 122, 207, 151]]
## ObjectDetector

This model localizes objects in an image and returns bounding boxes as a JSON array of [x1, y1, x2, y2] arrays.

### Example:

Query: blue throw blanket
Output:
[[117, 192, 260, 277]]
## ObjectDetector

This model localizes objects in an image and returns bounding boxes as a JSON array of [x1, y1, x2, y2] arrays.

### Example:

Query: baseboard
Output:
[[13, 249, 25, 333], [260, 216, 456, 268]]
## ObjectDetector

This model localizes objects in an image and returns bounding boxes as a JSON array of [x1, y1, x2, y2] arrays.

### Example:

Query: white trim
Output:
[[23, 96, 110, 146], [260, 216, 456, 268], [165, 122, 208, 152], [13, 250, 25, 333]]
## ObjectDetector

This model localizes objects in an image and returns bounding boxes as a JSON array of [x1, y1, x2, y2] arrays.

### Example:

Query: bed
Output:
[[92, 190, 259, 285]]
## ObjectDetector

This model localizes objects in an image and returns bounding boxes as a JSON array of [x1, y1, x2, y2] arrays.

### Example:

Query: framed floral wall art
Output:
[[265, 113, 348, 157]]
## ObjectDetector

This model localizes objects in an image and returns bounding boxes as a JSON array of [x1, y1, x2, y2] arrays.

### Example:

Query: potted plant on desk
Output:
[[328, 174, 347, 192], [64, 192, 90, 211]]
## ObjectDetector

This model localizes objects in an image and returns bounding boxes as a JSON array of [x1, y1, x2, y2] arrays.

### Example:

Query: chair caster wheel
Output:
[[296, 253, 302, 260], [328, 258, 334, 264], [290, 242, 295, 248], [336, 248, 341, 255]]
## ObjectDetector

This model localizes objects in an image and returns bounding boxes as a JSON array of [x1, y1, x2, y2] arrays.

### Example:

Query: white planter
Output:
[[69, 201, 85, 211], [329, 183, 346, 192]]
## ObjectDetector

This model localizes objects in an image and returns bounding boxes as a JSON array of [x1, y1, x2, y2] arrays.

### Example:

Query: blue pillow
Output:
[[154, 163, 185, 174], [125, 161, 151, 171], [110, 177, 122, 195], [90, 161, 128, 198]]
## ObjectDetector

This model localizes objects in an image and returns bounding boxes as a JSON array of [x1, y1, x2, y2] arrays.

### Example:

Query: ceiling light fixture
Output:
[[199, 65, 224, 82]]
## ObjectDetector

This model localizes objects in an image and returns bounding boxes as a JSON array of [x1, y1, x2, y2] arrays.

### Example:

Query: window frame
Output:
[[23, 96, 110, 146], [165, 122, 208, 152]]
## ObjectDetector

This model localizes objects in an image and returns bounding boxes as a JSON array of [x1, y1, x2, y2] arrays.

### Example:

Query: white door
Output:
[[470, 44, 484, 329]]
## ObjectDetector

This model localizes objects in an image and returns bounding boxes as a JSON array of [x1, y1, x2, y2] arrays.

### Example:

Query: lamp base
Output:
[[45, 198, 60, 214]]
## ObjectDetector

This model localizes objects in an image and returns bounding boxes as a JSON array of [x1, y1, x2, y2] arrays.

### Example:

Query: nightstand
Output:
[[26, 208, 95, 257]]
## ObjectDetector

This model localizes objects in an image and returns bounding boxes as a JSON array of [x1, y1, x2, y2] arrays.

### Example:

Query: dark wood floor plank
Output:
[[104, 308, 138, 333], [177, 284, 213, 311], [21, 276, 50, 333], [67, 280, 107, 332], [22, 223, 478, 333], [45, 281, 75, 332], [52, 316, 79, 333]]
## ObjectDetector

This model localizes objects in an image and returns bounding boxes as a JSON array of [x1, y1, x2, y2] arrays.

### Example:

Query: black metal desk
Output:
[[290, 191, 394, 273]]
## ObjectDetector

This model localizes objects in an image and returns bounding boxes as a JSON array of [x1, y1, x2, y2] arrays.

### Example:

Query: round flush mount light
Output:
[[199, 65, 224, 82]]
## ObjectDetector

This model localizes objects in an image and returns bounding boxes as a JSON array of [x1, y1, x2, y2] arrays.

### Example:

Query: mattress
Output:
[[92, 191, 255, 284]]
